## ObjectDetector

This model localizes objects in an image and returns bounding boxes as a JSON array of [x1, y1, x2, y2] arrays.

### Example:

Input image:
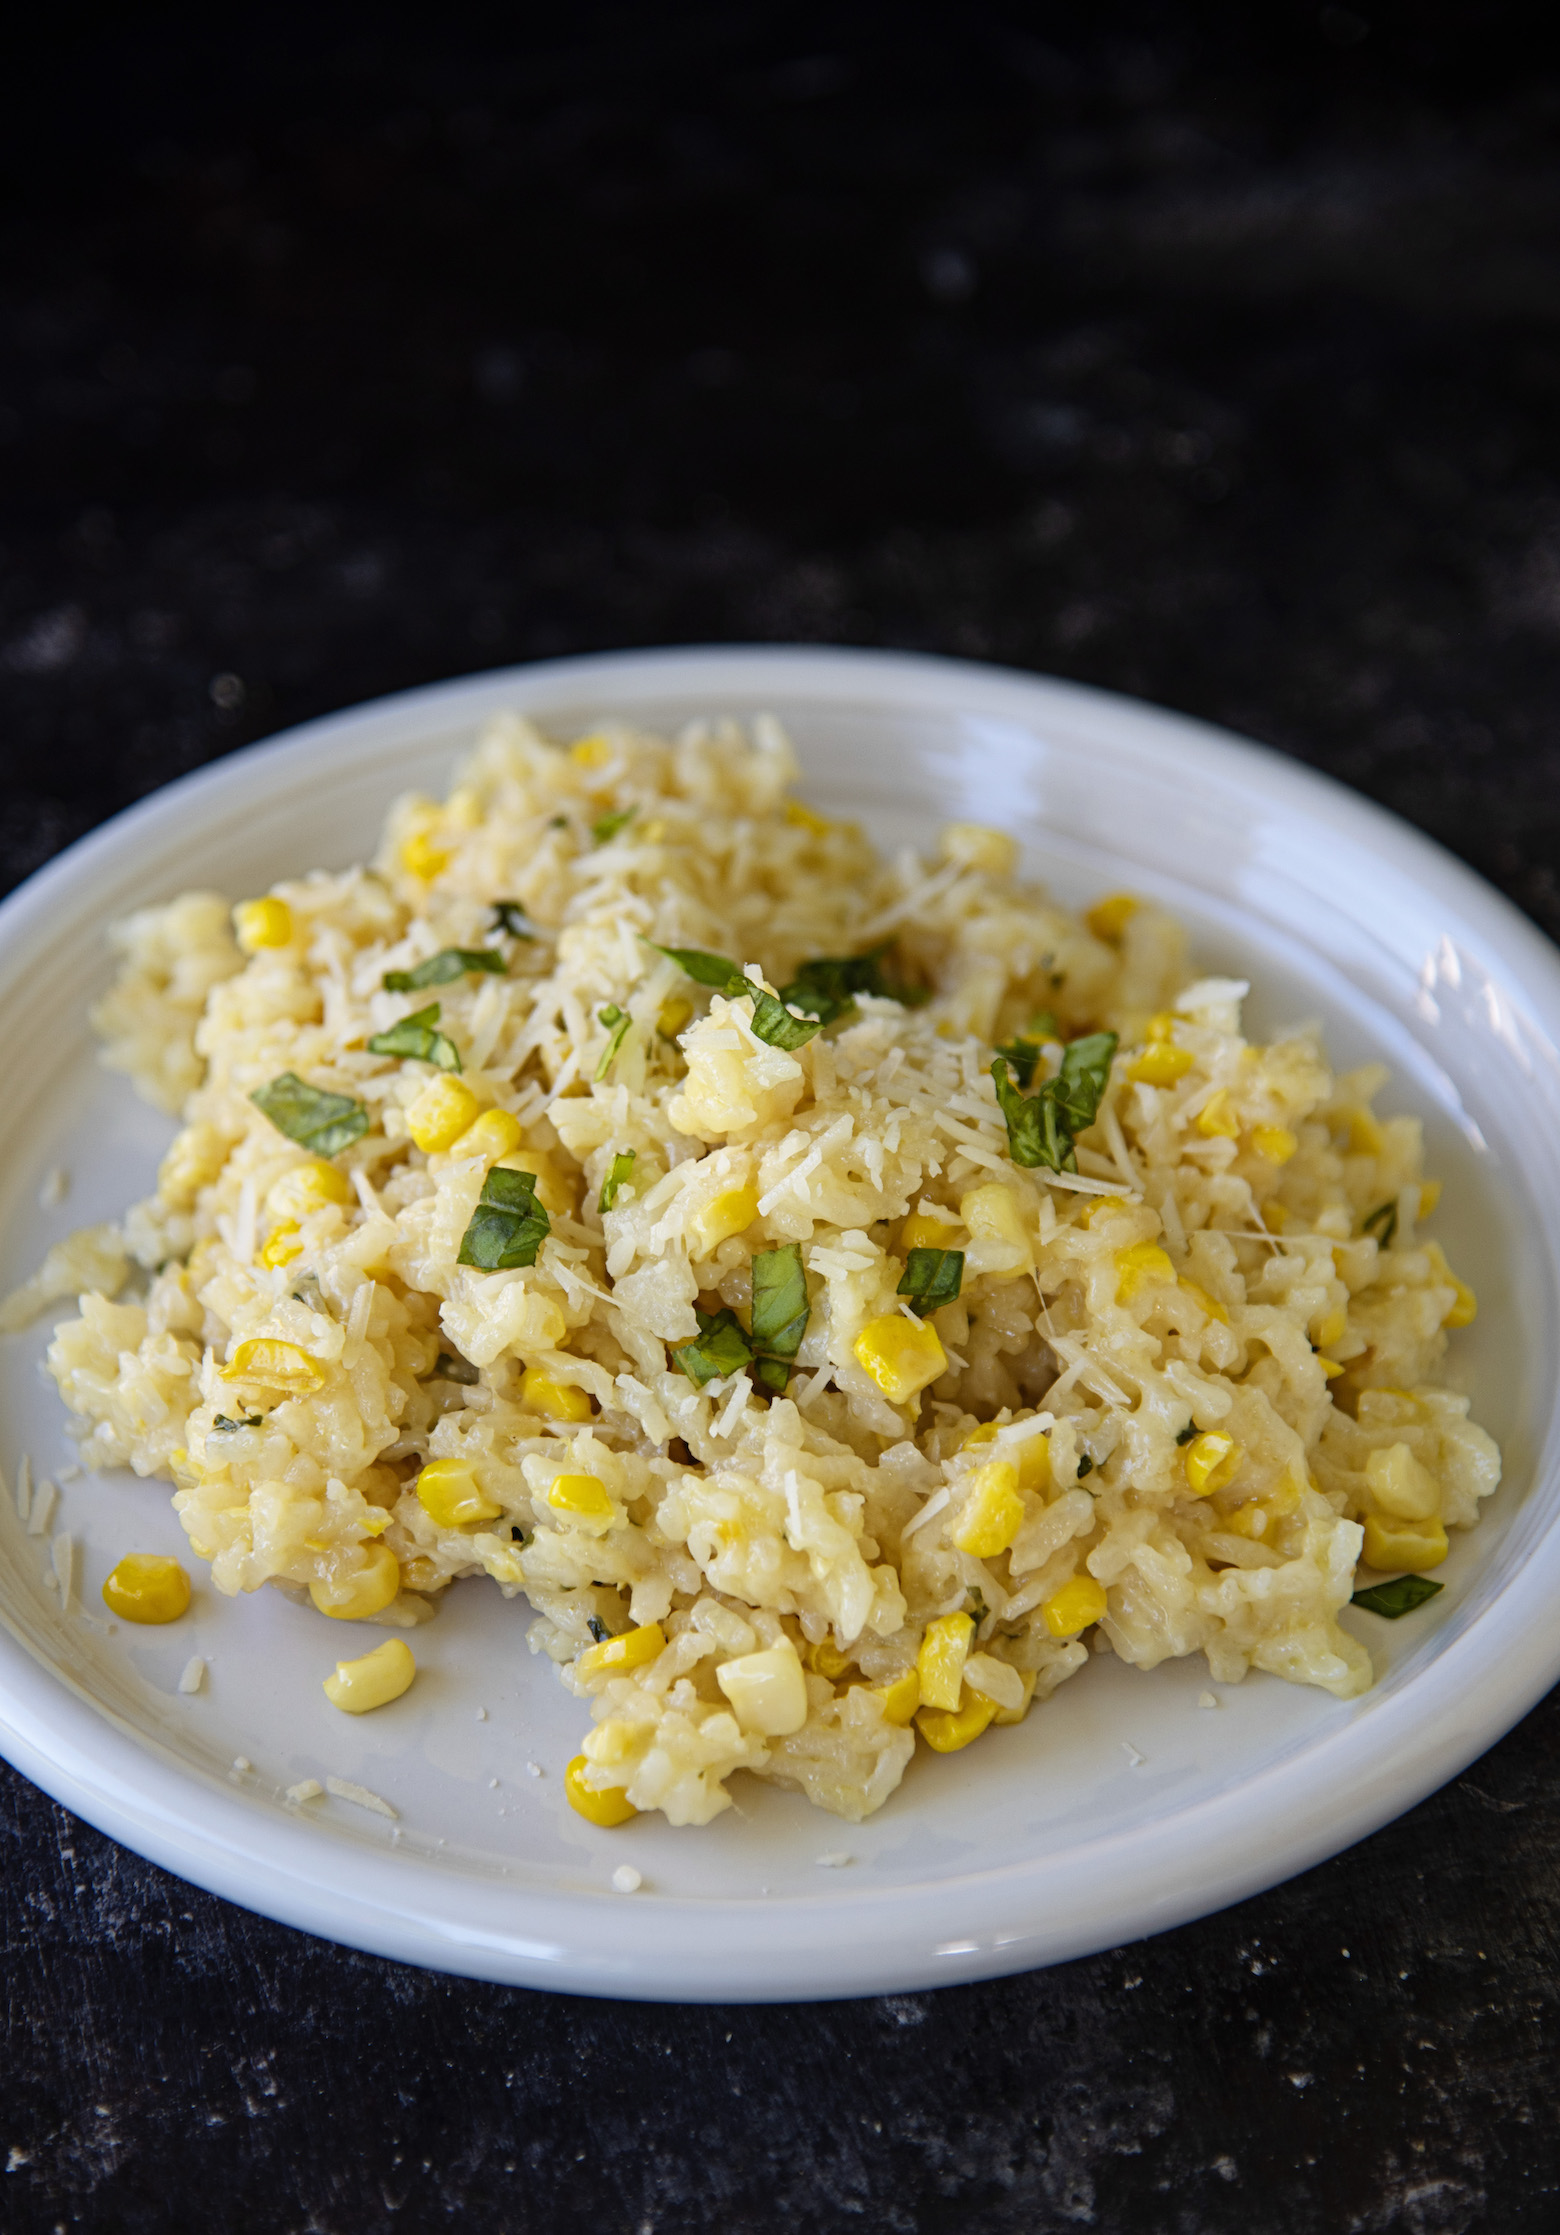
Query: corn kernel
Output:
[[222, 1338, 325, 1394], [853, 1315, 947, 1404], [657, 995, 693, 1039], [267, 1160, 353, 1220], [962, 1420, 999, 1447], [950, 1461, 1024, 1557], [451, 1108, 525, 1162], [1085, 893, 1139, 943], [1042, 1575, 1109, 1638], [804, 1636, 853, 1680], [940, 821, 1018, 877], [960, 1183, 1032, 1276], [1314, 1305, 1348, 1350], [1116, 1242, 1175, 1304], [1361, 1512, 1449, 1573], [1421, 1240, 1475, 1326], [1178, 1278, 1229, 1325], [1130, 1043, 1195, 1087], [785, 800, 833, 836], [1318, 1356, 1345, 1378], [916, 1691, 997, 1752], [689, 1183, 759, 1256], [323, 1636, 416, 1714], [1252, 1125, 1298, 1164], [1145, 1011, 1177, 1042], [407, 1075, 482, 1153], [1227, 1500, 1272, 1540], [258, 1220, 303, 1270], [1264, 1202, 1290, 1232], [715, 1641, 809, 1736], [521, 1369, 593, 1421], [992, 1668, 1038, 1726], [1196, 1089, 1241, 1139], [234, 896, 294, 952], [1184, 1430, 1242, 1496], [1418, 1178, 1442, 1217], [308, 1541, 401, 1620], [903, 1211, 960, 1251], [1344, 1107, 1385, 1155], [102, 1553, 191, 1624], [1364, 1441, 1441, 1521], [565, 1754, 639, 1826], [400, 827, 451, 881], [578, 1620, 666, 1680], [548, 1472, 617, 1529], [917, 1611, 974, 1710], [570, 733, 613, 768], [863, 1668, 921, 1725], [415, 1457, 502, 1528]]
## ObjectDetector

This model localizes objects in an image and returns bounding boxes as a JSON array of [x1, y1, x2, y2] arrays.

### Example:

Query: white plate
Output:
[[1, 645, 1556, 2004]]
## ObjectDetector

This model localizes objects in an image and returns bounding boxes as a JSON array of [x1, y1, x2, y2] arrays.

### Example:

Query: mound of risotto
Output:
[[13, 715, 1500, 1826]]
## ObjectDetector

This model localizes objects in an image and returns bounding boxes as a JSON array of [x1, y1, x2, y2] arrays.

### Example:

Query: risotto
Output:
[[11, 714, 1501, 1827]]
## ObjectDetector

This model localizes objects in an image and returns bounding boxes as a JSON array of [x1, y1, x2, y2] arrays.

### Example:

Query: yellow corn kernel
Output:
[[451, 1108, 524, 1162], [940, 821, 1018, 877], [1144, 1010, 1177, 1043], [102, 1553, 191, 1624], [716, 1641, 810, 1736], [960, 1182, 1032, 1276], [657, 994, 693, 1039], [522, 1368, 593, 1422], [1085, 893, 1139, 942], [1042, 1575, 1109, 1638], [785, 799, 833, 836], [1130, 1042, 1195, 1088], [804, 1636, 853, 1680], [415, 1457, 502, 1529], [991, 1668, 1038, 1726], [959, 1423, 1049, 1492], [222, 1338, 325, 1394], [1343, 1106, 1385, 1155], [1184, 1430, 1242, 1496], [1314, 1305, 1348, 1350], [1364, 1441, 1441, 1521], [689, 1183, 759, 1256], [916, 1692, 997, 1752], [1317, 1356, 1345, 1379], [1418, 1178, 1442, 1217], [406, 1075, 481, 1153], [565, 1754, 639, 1826], [323, 1636, 416, 1714], [547, 1472, 616, 1528], [308, 1541, 401, 1620], [962, 1420, 999, 1447], [266, 1159, 353, 1220], [863, 1668, 921, 1725], [1252, 1125, 1298, 1164], [1263, 1202, 1289, 1233], [578, 1620, 666, 1680], [234, 896, 293, 952], [1227, 1500, 1274, 1539], [1178, 1278, 1229, 1325], [570, 733, 613, 768], [1361, 1512, 1449, 1573], [1420, 1240, 1475, 1326], [853, 1315, 947, 1404], [400, 827, 451, 881], [258, 1220, 303, 1270], [903, 1211, 960, 1251], [917, 1611, 974, 1710], [950, 1460, 1024, 1558], [1196, 1089, 1241, 1139], [1115, 1242, 1175, 1304]]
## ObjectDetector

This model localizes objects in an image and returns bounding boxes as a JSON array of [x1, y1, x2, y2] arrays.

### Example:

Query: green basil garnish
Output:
[[1351, 1574, 1444, 1618], [426, 1351, 480, 1386], [992, 1013, 1059, 1091], [672, 1306, 757, 1388], [598, 1149, 637, 1213], [251, 1073, 370, 1157], [456, 1167, 551, 1270], [383, 948, 506, 993], [652, 944, 823, 1052], [212, 1413, 263, 1433], [592, 806, 637, 844], [1362, 1200, 1398, 1249], [587, 1614, 612, 1643], [652, 943, 749, 992], [777, 945, 928, 1026], [594, 1004, 633, 1082], [367, 1002, 461, 1072], [491, 901, 536, 939], [991, 1030, 1117, 1173], [1176, 1422, 1198, 1445], [750, 1244, 810, 1364], [896, 1247, 965, 1318]]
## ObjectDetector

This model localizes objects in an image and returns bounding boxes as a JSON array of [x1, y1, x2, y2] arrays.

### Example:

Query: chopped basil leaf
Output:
[[592, 806, 637, 844], [991, 1029, 1118, 1172], [750, 1244, 810, 1362], [456, 1166, 551, 1270], [1362, 1200, 1398, 1248], [778, 945, 927, 1026], [652, 943, 748, 993], [383, 947, 506, 993], [966, 1586, 989, 1627], [753, 1356, 791, 1394], [671, 1306, 755, 1388], [594, 1003, 634, 1081], [992, 1013, 1060, 1090], [599, 1149, 637, 1213], [1076, 1453, 1095, 1478], [653, 945, 822, 1050], [491, 901, 536, 939], [1176, 1422, 1198, 1445], [897, 1247, 965, 1318], [251, 1072, 370, 1157], [367, 1002, 462, 1072], [212, 1413, 262, 1433], [586, 1615, 612, 1643], [1351, 1573, 1444, 1618], [427, 1351, 480, 1387]]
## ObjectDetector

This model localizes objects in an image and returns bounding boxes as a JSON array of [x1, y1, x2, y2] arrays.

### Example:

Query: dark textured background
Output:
[[4, 6, 1560, 2229]]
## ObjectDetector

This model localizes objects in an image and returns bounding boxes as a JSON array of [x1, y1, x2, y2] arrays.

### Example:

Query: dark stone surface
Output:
[[4, 7, 1560, 2228]]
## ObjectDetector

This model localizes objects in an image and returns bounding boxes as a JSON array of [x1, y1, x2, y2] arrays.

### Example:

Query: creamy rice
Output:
[[16, 714, 1500, 1826]]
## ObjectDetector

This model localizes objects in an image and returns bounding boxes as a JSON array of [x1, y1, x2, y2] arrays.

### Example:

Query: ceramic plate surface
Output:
[[1, 646, 1556, 2003]]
